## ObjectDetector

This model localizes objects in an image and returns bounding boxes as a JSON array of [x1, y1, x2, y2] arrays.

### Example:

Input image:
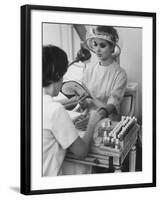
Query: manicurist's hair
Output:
[[43, 45, 68, 87]]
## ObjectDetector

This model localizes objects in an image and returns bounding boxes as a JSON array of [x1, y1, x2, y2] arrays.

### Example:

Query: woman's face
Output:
[[91, 38, 114, 62]]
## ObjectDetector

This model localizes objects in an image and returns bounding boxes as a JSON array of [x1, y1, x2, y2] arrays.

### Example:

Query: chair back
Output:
[[120, 82, 138, 117]]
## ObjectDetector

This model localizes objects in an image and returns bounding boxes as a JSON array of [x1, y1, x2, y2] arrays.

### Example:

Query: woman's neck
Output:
[[99, 57, 114, 66]]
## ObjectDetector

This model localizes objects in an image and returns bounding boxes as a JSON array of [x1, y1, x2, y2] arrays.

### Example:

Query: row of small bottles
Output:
[[101, 116, 137, 149]]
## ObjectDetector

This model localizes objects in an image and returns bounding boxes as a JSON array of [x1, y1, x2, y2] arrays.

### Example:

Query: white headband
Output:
[[86, 31, 118, 45], [85, 30, 121, 57]]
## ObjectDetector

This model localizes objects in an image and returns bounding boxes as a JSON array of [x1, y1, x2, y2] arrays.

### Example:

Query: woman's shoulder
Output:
[[84, 61, 98, 73], [113, 61, 127, 75], [51, 101, 65, 112], [44, 99, 65, 114], [85, 61, 98, 68]]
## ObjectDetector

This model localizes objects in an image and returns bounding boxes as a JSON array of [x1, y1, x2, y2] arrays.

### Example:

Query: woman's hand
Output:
[[79, 95, 98, 111], [79, 99, 88, 110], [78, 94, 90, 110], [73, 114, 89, 131], [97, 107, 109, 119]]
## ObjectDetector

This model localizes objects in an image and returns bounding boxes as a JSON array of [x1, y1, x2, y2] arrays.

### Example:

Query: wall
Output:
[[43, 23, 74, 61], [118, 27, 142, 119]]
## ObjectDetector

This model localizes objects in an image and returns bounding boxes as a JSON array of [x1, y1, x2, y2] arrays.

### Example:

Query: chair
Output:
[[120, 82, 138, 117]]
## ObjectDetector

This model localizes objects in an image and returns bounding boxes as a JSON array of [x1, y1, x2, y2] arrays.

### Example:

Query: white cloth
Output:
[[43, 94, 79, 176], [82, 61, 127, 116]]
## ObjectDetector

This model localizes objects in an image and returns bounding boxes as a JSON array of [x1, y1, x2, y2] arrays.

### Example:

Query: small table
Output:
[[65, 123, 140, 172]]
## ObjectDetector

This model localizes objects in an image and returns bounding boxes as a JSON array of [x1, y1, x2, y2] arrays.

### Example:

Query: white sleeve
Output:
[[107, 70, 127, 112], [50, 104, 79, 149]]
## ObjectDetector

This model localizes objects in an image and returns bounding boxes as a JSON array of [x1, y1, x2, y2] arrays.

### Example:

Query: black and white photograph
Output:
[[20, 4, 156, 195], [42, 23, 142, 176]]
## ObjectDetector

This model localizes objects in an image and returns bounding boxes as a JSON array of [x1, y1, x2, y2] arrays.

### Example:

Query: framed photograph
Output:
[[21, 4, 156, 195]]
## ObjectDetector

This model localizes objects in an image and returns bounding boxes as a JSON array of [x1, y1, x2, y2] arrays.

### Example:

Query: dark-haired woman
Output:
[[42, 45, 101, 176]]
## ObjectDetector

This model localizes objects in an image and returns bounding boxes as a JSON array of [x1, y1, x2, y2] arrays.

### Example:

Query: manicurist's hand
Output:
[[88, 110, 102, 127], [73, 114, 89, 131]]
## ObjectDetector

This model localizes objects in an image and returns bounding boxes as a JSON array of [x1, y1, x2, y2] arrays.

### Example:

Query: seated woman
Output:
[[78, 25, 128, 173], [42, 45, 102, 176], [80, 25, 127, 121]]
